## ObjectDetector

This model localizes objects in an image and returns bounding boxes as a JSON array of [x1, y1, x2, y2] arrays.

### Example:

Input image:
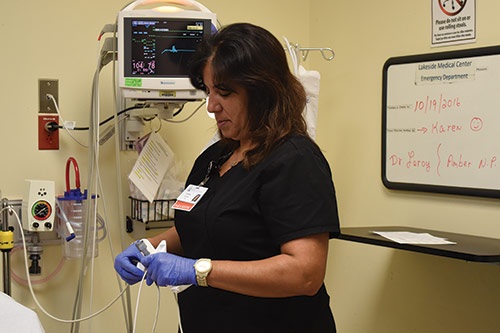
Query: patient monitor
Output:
[[118, 0, 217, 101]]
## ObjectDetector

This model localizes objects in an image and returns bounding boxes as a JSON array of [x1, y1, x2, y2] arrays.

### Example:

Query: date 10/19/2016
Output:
[[413, 95, 461, 114]]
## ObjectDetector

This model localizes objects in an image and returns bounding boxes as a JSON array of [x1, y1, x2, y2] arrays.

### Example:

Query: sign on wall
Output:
[[432, 0, 476, 47]]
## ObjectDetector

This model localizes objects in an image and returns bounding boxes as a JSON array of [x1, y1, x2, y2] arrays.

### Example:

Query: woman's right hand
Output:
[[114, 242, 146, 285]]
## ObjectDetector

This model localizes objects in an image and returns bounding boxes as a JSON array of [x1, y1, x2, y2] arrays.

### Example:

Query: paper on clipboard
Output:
[[128, 132, 174, 202]]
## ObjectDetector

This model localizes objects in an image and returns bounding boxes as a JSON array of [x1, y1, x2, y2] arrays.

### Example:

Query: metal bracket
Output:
[[39, 79, 59, 113]]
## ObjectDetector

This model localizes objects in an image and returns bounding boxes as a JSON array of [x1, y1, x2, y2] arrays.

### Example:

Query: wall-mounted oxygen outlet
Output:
[[38, 79, 59, 150], [38, 114, 59, 150], [39, 79, 58, 113]]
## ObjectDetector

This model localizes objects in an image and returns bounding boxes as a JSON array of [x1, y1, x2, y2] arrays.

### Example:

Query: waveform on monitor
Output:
[[161, 44, 195, 54]]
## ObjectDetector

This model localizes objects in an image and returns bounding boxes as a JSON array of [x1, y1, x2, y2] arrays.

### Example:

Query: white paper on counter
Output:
[[373, 231, 457, 245]]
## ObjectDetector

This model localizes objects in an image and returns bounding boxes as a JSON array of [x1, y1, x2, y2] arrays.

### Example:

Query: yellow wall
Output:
[[312, 1, 500, 332], [1, 0, 500, 332]]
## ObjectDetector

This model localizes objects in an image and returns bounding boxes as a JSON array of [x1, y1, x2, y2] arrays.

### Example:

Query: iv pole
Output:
[[1, 197, 14, 296]]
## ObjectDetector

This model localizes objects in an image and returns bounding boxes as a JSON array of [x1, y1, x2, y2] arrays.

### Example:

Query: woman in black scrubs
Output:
[[115, 22, 340, 333]]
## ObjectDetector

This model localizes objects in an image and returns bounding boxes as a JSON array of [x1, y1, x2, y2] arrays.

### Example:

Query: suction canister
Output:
[[57, 157, 98, 259]]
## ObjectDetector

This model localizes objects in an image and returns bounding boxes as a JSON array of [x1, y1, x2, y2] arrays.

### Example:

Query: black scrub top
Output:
[[175, 134, 339, 333]]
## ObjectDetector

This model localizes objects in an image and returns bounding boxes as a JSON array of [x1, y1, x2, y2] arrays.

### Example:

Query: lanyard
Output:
[[199, 151, 233, 186]]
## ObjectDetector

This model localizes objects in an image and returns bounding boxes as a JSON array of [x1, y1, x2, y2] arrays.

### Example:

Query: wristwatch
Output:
[[194, 258, 212, 287]]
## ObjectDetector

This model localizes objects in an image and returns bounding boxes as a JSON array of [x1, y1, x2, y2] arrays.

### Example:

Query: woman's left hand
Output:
[[140, 252, 197, 286]]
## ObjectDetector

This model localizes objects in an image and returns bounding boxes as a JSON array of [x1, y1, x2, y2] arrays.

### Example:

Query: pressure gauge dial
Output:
[[31, 200, 52, 221]]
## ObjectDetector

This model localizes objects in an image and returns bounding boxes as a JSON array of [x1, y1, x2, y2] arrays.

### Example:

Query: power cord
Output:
[[45, 94, 87, 148], [165, 100, 206, 124], [44, 95, 148, 132]]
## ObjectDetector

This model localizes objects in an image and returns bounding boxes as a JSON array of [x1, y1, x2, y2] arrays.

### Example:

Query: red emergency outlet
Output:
[[38, 114, 59, 150]]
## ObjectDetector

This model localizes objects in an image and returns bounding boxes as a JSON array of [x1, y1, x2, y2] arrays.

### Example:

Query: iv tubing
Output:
[[71, 53, 102, 333]]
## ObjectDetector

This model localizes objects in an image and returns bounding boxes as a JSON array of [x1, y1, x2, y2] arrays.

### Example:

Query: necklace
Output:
[[225, 151, 242, 171], [230, 149, 241, 165]]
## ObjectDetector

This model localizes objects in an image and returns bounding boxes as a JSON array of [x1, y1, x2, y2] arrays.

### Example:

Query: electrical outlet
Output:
[[38, 114, 59, 150], [39, 79, 58, 113]]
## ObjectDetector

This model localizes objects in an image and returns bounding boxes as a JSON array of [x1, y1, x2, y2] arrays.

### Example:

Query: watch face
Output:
[[196, 260, 211, 273]]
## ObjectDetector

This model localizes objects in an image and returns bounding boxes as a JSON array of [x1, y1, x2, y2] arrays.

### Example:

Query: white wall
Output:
[[2, 0, 500, 332]]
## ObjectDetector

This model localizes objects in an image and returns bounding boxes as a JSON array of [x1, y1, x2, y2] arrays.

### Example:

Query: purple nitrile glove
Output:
[[140, 252, 197, 287], [114, 242, 145, 285]]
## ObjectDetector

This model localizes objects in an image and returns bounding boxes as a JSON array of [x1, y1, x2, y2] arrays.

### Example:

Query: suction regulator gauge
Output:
[[31, 200, 52, 221]]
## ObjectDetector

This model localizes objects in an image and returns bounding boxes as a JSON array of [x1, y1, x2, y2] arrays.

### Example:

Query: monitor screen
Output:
[[123, 17, 211, 78], [118, 10, 216, 100]]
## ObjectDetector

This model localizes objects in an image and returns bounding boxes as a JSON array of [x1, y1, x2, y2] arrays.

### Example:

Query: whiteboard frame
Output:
[[382, 45, 500, 198]]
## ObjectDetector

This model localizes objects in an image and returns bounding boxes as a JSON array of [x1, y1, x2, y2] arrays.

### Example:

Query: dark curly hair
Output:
[[189, 23, 310, 167]]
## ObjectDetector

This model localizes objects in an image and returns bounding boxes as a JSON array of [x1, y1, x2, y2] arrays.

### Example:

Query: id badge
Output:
[[172, 185, 208, 212]]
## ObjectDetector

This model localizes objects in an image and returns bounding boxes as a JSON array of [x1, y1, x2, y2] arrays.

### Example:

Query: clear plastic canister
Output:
[[57, 198, 98, 259]]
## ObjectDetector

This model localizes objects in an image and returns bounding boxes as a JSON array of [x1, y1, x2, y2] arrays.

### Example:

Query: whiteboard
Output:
[[382, 46, 500, 198]]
